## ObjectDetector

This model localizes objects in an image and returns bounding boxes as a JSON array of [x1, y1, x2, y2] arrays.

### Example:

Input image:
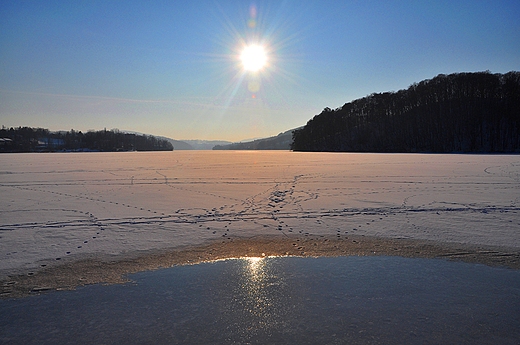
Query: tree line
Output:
[[0, 127, 173, 152], [291, 71, 520, 153]]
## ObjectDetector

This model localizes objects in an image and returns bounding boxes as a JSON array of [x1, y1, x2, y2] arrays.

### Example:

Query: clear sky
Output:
[[1, 1, 519, 141]]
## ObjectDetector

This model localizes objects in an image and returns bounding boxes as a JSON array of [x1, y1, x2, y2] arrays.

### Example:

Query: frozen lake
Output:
[[1, 151, 519, 293], [1, 255, 519, 344], [1, 151, 519, 342]]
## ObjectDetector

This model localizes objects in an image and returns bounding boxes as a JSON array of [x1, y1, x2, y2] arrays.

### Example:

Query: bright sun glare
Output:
[[240, 44, 267, 72]]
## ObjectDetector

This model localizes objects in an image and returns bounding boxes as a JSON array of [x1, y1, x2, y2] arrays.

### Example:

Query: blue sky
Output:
[[1, 1, 519, 141]]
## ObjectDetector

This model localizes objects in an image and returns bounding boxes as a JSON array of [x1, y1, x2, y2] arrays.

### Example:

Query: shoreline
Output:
[[2, 234, 519, 299]]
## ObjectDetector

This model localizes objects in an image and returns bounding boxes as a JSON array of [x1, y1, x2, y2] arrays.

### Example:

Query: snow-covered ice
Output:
[[1, 151, 519, 278]]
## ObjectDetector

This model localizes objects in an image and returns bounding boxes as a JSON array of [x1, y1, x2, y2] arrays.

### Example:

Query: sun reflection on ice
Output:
[[245, 256, 265, 276], [242, 256, 269, 310], [237, 255, 286, 330], [215, 255, 295, 339]]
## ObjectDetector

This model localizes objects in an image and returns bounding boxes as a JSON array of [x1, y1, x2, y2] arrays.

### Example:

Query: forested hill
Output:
[[291, 71, 520, 153], [213, 128, 298, 150], [0, 127, 173, 152]]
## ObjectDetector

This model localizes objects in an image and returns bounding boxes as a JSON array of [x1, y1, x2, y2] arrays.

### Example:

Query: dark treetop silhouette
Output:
[[292, 71, 520, 153], [0, 127, 173, 153]]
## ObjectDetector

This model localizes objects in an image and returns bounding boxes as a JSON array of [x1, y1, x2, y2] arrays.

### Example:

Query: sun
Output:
[[240, 44, 267, 72]]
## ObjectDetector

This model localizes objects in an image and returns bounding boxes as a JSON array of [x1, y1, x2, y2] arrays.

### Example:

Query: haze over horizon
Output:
[[1, 1, 519, 142]]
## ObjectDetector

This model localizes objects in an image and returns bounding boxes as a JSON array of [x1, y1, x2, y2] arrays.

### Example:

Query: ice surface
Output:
[[2, 256, 519, 344], [1, 151, 519, 277]]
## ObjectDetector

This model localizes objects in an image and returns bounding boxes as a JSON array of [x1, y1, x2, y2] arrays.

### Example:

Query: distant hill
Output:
[[184, 140, 232, 150], [159, 138, 233, 150], [158, 137, 193, 150], [120, 131, 193, 150], [213, 128, 300, 150], [123, 133, 231, 150], [292, 71, 520, 153]]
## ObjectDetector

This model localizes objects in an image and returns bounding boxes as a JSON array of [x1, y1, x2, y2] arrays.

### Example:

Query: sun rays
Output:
[[205, 3, 306, 111], [170, 2, 314, 140]]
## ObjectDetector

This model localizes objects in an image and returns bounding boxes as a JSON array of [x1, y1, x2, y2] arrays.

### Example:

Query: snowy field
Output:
[[1, 151, 519, 279]]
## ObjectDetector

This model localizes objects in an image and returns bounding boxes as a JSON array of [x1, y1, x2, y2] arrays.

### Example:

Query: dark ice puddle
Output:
[[1, 256, 519, 345]]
